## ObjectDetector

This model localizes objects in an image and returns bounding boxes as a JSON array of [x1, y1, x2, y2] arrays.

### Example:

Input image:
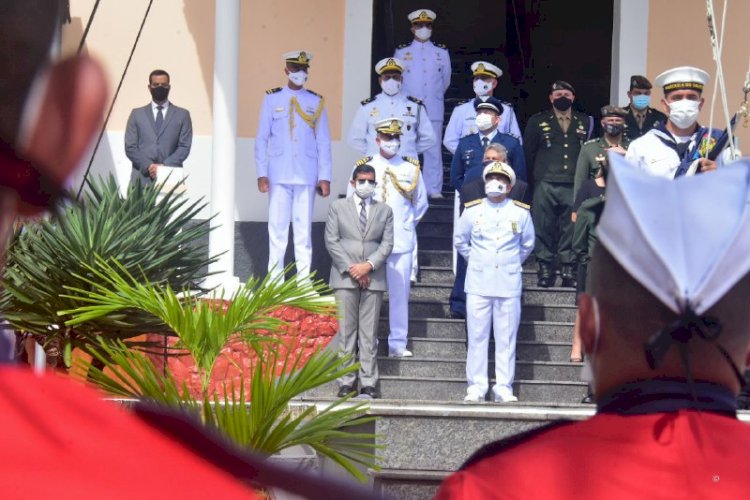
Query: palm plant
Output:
[[0, 175, 217, 364], [64, 259, 380, 481]]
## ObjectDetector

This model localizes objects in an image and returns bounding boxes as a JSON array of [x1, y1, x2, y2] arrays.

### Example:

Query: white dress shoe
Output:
[[429, 193, 445, 200], [388, 348, 413, 358], [494, 394, 519, 403], [463, 393, 483, 403]]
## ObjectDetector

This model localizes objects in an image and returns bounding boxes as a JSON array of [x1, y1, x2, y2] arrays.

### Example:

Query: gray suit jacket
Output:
[[125, 102, 193, 186], [325, 196, 394, 291]]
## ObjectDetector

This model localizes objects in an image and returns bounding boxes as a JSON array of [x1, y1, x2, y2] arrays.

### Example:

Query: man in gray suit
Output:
[[325, 164, 394, 399], [125, 69, 193, 187]]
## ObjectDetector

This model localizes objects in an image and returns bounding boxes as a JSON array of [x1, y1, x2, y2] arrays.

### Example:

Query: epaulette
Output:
[[583, 138, 598, 145], [512, 200, 531, 210], [354, 156, 373, 167], [360, 96, 375, 106], [402, 156, 420, 167], [464, 199, 482, 209], [265, 87, 282, 95], [397, 42, 411, 49], [407, 96, 424, 105], [434, 42, 448, 49], [306, 89, 322, 98]]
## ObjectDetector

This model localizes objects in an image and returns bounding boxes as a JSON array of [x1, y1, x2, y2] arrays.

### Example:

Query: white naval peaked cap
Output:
[[408, 9, 437, 23], [375, 57, 405, 75], [598, 153, 750, 315], [283, 50, 313, 66], [482, 161, 516, 187], [471, 61, 502, 79], [654, 66, 709, 93]]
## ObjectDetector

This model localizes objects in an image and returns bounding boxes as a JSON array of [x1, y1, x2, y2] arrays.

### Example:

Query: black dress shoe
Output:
[[360, 386, 379, 399], [537, 263, 553, 288], [560, 265, 578, 288], [337, 385, 355, 398]]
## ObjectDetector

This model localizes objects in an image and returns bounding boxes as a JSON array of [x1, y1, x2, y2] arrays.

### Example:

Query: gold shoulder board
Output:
[[355, 156, 373, 167], [266, 87, 282, 95], [513, 200, 531, 210], [464, 199, 482, 209], [402, 156, 420, 167]]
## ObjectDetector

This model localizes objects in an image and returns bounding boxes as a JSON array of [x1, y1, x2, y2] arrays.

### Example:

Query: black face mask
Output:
[[150, 86, 170, 103], [604, 123, 624, 136], [552, 96, 573, 112]]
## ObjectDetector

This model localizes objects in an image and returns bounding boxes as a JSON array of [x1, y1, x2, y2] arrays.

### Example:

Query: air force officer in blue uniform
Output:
[[255, 51, 332, 281]]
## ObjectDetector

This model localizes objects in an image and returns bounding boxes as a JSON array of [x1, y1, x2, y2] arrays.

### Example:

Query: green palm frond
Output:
[[0, 175, 217, 348]]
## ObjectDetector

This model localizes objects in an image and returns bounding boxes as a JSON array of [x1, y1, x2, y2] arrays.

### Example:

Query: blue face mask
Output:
[[632, 94, 650, 110]]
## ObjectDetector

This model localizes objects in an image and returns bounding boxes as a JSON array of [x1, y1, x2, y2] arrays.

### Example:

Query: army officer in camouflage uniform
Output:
[[523, 81, 590, 288]]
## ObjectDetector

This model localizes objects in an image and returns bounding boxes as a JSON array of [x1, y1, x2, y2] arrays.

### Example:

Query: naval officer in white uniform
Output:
[[454, 161, 534, 403], [348, 118, 429, 357], [625, 66, 729, 178], [255, 50, 332, 281], [394, 8, 451, 199], [443, 61, 522, 154]]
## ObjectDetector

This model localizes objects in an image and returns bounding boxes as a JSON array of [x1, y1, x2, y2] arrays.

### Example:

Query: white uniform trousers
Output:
[[465, 293, 521, 400], [411, 243, 419, 282], [452, 190, 460, 272], [386, 251, 413, 353], [267, 184, 315, 281], [423, 118, 445, 196]]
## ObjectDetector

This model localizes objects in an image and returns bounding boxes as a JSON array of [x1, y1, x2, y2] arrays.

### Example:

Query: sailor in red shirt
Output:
[[437, 153, 750, 499]]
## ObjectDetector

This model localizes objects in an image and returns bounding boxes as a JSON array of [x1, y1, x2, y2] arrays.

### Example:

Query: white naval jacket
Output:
[[347, 92, 436, 158], [255, 86, 332, 186], [394, 40, 451, 120], [347, 153, 428, 254], [454, 197, 535, 298], [443, 98, 523, 154]]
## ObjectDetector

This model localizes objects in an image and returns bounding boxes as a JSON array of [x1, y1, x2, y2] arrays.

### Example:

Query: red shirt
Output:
[[437, 409, 750, 499]]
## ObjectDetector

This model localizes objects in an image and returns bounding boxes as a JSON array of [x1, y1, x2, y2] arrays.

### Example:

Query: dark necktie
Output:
[[359, 200, 367, 233], [156, 105, 164, 133], [481, 136, 489, 149]]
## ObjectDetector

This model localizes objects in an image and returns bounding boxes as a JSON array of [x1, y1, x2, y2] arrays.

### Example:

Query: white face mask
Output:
[[473, 79, 492, 97], [288, 70, 308, 87], [580, 297, 601, 384], [380, 79, 401, 96], [380, 139, 400, 156], [484, 179, 508, 196], [475, 113, 495, 132], [667, 99, 700, 129], [415, 27, 432, 40], [354, 180, 375, 199]]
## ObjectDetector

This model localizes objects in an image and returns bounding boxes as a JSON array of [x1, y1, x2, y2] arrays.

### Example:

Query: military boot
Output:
[[537, 263, 553, 288], [561, 264, 578, 288]]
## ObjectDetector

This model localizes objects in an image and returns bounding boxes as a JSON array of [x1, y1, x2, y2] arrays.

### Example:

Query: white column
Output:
[[611, 0, 650, 106], [207, 0, 241, 291]]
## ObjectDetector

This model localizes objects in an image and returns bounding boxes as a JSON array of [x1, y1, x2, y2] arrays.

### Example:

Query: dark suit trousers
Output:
[[334, 287, 383, 388]]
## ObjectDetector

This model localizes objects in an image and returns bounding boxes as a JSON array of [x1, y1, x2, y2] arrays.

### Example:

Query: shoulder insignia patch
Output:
[[355, 156, 373, 167], [266, 87, 282, 95], [512, 200, 531, 210], [407, 96, 424, 105], [434, 42, 448, 49], [397, 42, 411, 49], [402, 156, 420, 167], [360, 96, 375, 106], [464, 199, 482, 209], [306, 89, 322, 98]]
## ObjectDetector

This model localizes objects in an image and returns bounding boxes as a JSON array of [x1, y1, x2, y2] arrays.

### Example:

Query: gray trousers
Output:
[[334, 287, 383, 388]]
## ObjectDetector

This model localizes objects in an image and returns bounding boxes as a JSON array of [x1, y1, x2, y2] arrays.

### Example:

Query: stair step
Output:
[[383, 299, 578, 322], [306, 378, 589, 404], [406, 283, 576, 304], [371, 468, 445, 500], [421, 206, 454, 223], [378, 319, 574, 342], [379, 357, 582, 380], [376, 338, 573, 361], [415, 235, 452, 250], [417, 221, 453, 238]]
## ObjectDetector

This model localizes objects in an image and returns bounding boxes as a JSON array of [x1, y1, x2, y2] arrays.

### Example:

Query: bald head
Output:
[[580, 243, 750, 395]]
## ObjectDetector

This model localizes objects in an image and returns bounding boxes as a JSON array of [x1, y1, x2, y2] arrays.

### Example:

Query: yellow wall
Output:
[[648, 0, 749, 148], [63, 0, 346, 138]]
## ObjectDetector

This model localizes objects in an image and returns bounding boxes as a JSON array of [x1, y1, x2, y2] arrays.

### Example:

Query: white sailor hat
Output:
[[375, 57, 405, 75], [408, 9, 436, 23], [482, 161, 516, 187], [654, 66, 710, 93], [374, 118, 404, 136], [599, 153, 750, 316], [283, 50, 313, 66], [471, 61, 502, 79]]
